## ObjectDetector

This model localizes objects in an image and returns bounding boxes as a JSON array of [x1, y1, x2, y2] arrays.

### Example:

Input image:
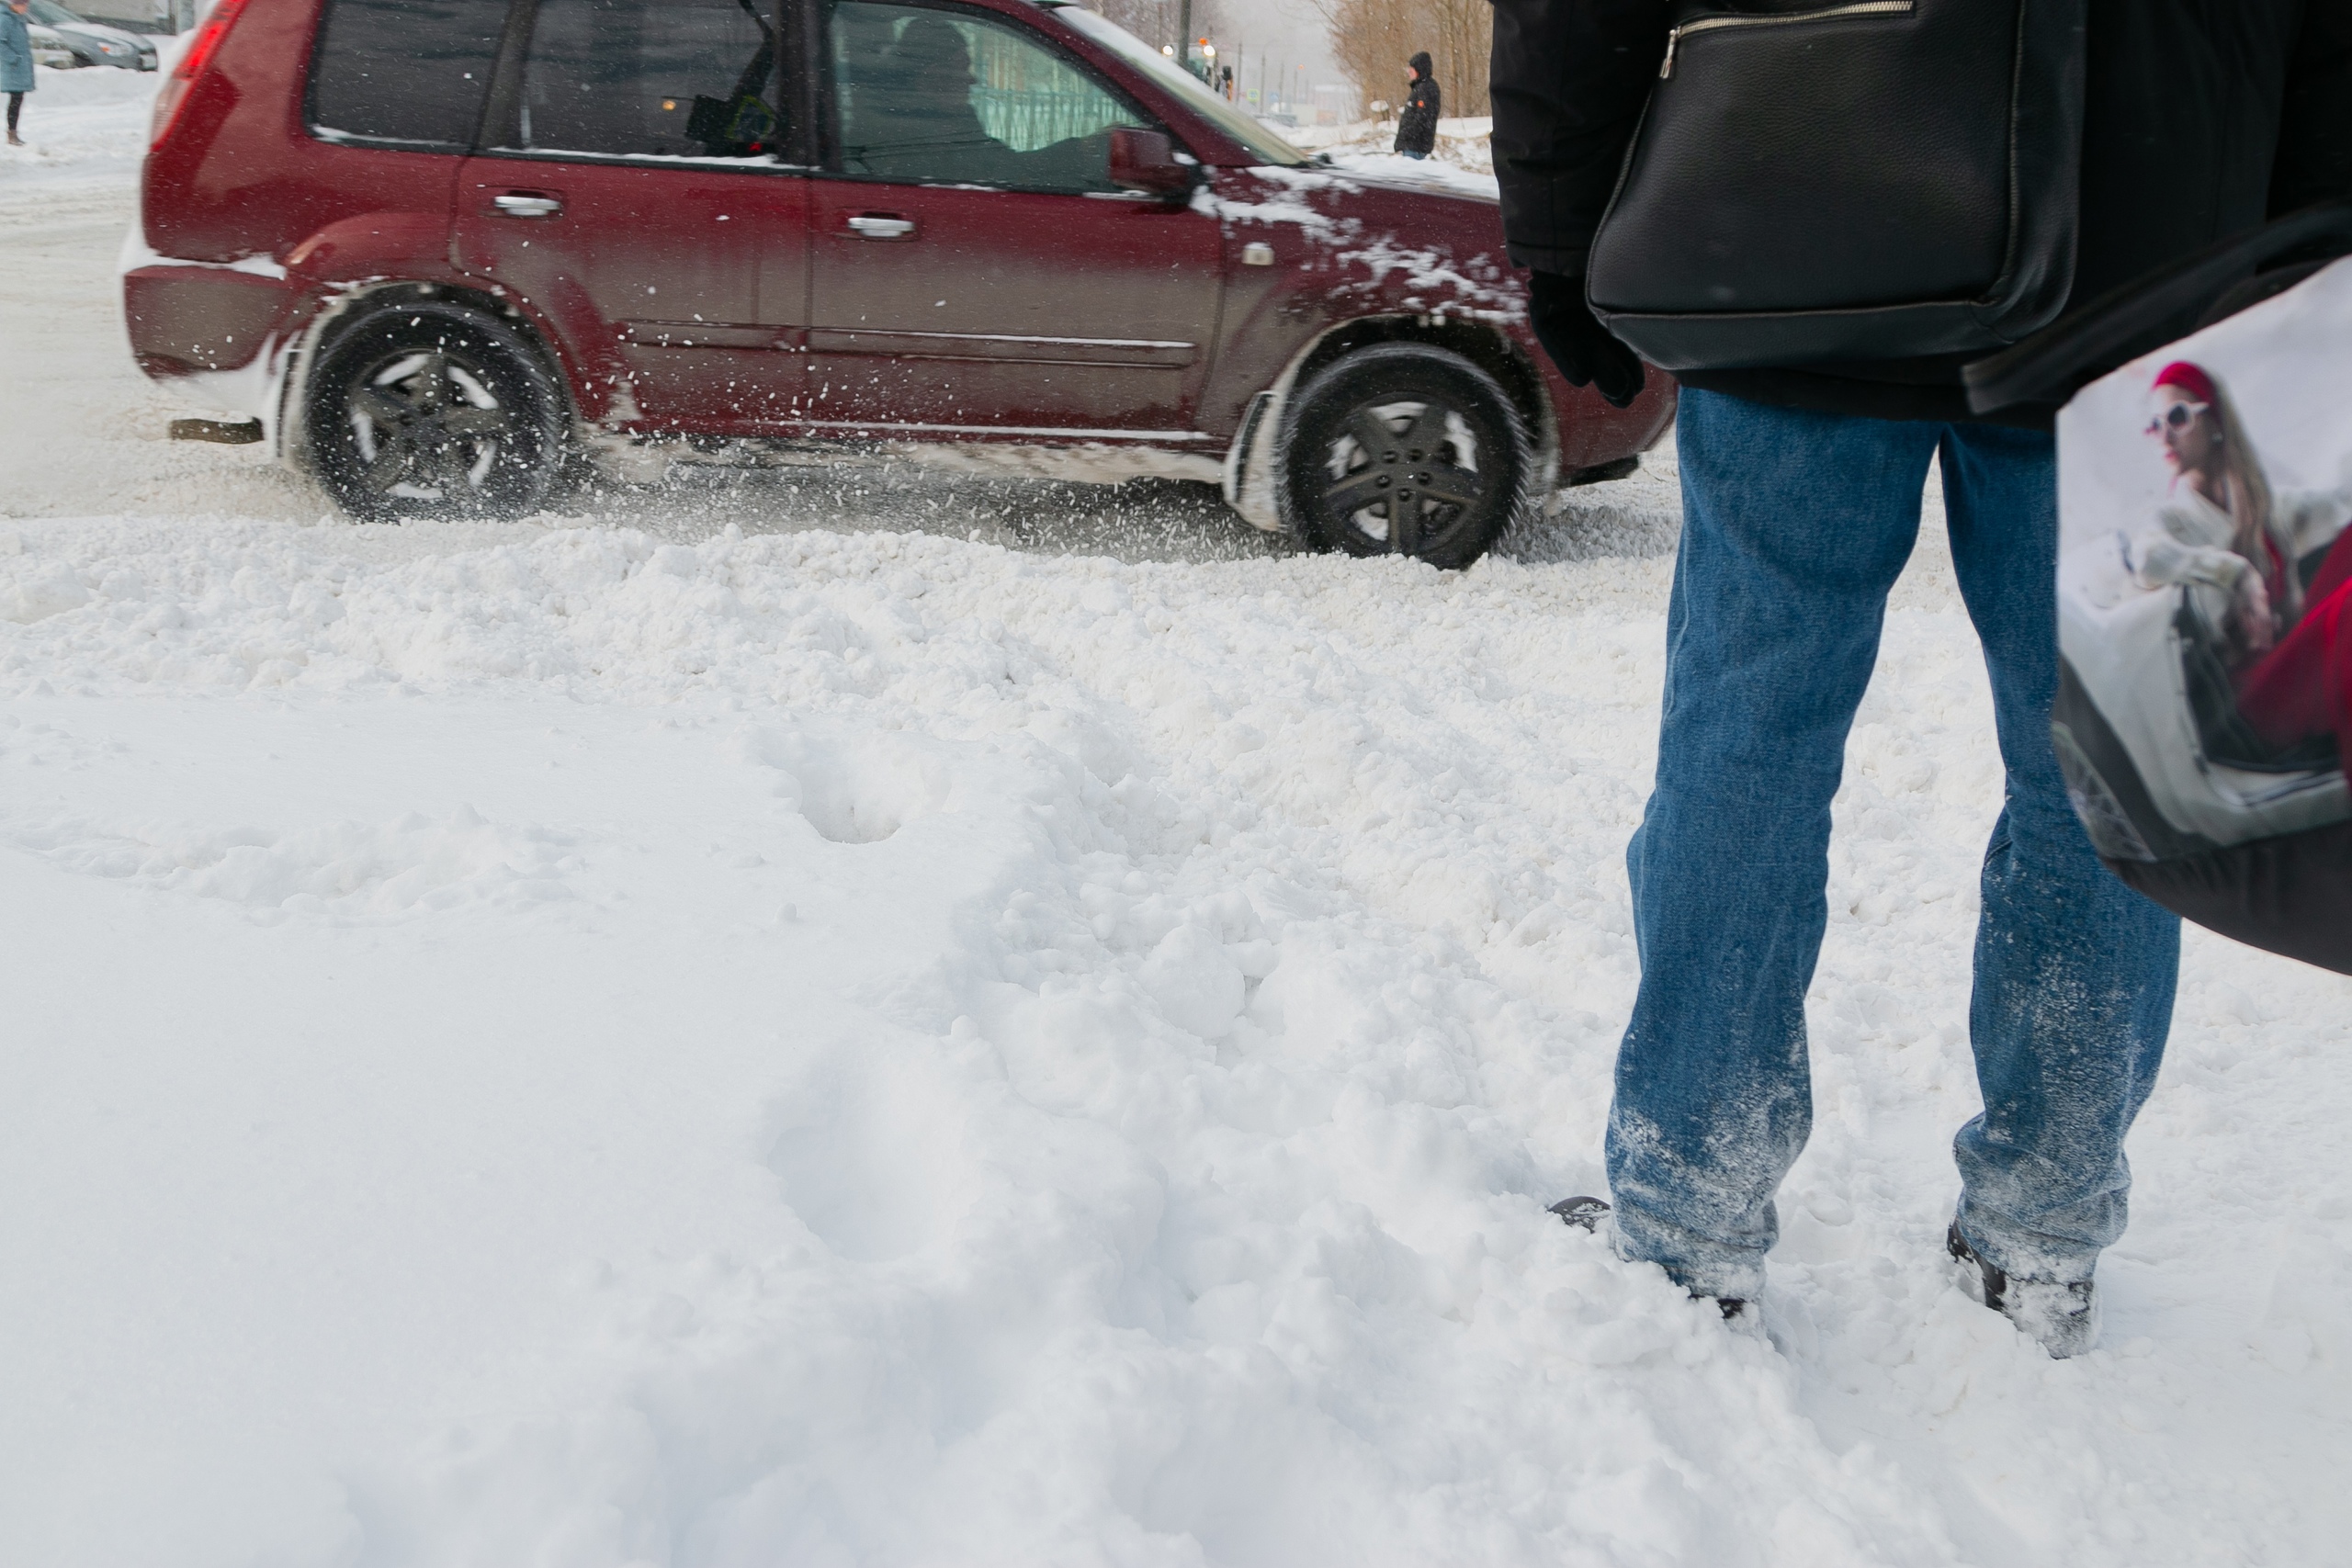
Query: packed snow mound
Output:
[[1301, 115, 1498, 195], [5, 512, 2350, 1568], [0, 62, 158, 183]]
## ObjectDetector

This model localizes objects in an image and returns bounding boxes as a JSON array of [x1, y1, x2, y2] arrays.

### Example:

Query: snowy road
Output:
[[5, 76, 2350, 1568]]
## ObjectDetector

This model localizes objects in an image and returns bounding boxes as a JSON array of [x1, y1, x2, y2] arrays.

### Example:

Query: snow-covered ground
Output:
[[1298, 115, 1497, 179], [0, 61, 161, 183], [6, 72, 2352, 1568]]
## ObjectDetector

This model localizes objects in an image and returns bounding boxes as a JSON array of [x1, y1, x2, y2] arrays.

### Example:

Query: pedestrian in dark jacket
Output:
[[1494, 1, 2352, 1357], [1393, 51, 1438, 159]]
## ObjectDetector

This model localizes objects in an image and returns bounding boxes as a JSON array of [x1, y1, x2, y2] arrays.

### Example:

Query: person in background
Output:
[[858, 17, 999, 183], [1393, 51, 1436, 160], [2, 0, 33, 147]]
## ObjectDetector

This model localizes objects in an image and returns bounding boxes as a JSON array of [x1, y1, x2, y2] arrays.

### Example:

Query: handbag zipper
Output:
[[1660, 1, 1915, 78]]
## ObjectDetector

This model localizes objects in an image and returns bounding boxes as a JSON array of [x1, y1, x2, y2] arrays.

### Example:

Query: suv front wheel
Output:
[[1276, 343, 1533, 569], [307, 302, 566, 522]]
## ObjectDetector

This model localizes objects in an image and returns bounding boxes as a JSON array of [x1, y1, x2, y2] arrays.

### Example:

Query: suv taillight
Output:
[[149, 0, 253, 149]]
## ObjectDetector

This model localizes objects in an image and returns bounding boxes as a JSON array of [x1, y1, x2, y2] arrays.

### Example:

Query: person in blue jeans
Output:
[[1489, 0, 2352, 1359], [1593, 391, 2177, 1354]]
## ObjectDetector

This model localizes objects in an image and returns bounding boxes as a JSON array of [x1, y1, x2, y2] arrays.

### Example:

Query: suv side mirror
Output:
[[1109, 127, 1194, 197]]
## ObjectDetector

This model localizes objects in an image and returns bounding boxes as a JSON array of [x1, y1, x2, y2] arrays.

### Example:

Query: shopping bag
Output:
[[1967, 204, 2352, 973]]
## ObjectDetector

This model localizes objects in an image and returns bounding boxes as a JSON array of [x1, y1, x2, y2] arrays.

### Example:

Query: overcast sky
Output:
[[1211, 0, 1339, 83], [1134, 0, 1341, 87]]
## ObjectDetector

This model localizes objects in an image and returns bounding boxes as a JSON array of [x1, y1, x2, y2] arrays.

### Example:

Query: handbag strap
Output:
[[1964, 201, 2352, 414]]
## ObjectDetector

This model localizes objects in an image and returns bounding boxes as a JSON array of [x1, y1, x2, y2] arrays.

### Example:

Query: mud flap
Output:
[[169, 418, 266, 445], [1221, 389, 1282, 531]]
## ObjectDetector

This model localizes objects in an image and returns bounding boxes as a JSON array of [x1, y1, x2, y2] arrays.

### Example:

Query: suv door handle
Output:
[[492, 193, 564, 219], [845, 214, 916, 240]]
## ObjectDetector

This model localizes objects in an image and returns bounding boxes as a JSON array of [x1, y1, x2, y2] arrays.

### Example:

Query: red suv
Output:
[[128, 0, 1671, 565]]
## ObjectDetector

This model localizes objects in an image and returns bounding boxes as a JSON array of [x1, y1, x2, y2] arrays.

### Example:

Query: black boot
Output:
[[1549, 1194, 1611, 1232], [1550, 1196, 1747, 1320], [1948, 1222, 2099, 1359]]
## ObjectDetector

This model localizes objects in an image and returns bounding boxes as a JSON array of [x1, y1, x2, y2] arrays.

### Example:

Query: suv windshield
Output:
[[1049, 6, 1308, 168], [28, 1, 87, 25]]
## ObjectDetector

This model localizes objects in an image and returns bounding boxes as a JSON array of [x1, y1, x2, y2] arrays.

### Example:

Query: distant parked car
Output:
[[26, 0, 156, 68], [125, 0, 1672, 565], [27, 21, 84, 66]]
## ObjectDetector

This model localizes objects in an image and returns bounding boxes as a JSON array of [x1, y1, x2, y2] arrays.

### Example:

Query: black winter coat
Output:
[[1396, 54, 1440, 155], [1489, 0, 2352, 425]]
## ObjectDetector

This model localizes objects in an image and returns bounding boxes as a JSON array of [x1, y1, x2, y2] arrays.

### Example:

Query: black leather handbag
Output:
[[1585, 0, 2087, 372]]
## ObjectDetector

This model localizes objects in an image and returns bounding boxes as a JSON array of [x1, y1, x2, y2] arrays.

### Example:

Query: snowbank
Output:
[[0, 62, 159, 186], [2, 510, 2349, 1568], [1326, 151, 1500, 202], [1302, 116, 1497, 182]]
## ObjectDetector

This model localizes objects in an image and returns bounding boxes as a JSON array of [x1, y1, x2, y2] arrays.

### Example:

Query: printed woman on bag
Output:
[[2131, 360, 2352, 758]]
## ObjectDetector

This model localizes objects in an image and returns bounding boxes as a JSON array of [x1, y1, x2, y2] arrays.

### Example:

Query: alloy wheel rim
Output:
[[1317, 397, 1488, 556], [345, 349, 511, 502]]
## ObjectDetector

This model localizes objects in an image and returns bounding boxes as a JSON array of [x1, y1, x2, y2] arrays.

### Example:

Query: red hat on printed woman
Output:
[[2152, 360, 2219, 402]]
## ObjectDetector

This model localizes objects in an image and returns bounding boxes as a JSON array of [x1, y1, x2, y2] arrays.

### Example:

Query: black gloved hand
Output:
[[1526, 270, 1646, 410]]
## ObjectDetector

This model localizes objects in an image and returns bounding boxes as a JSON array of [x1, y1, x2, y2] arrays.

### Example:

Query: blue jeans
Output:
[[1609, 389, 2181, 1301]]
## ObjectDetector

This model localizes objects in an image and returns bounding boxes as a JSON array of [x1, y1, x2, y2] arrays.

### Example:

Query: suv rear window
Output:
[[515, 0, 786, 160], [308, 0, 509, 148]]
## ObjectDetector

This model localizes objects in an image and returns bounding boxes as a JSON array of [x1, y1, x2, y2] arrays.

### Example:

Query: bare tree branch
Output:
[[1317, 0, 1490, 118]]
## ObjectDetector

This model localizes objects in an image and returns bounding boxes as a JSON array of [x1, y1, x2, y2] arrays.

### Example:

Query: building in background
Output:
[[66, 0, 190, 34]]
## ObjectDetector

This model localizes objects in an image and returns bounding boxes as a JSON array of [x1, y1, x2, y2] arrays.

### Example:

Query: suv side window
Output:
[[829, 1, 1142, 195], [516, 0, 786, 160], [308, 0, 508, 148]]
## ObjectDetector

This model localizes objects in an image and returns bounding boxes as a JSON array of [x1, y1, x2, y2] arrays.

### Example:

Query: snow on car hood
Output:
[[1318, 152, 1501, 204], [1196, 163, 1523, 322]]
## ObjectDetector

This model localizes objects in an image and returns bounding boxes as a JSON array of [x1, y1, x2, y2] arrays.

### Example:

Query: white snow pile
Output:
[[0, 62, 160, 183], [4, 506, 2351, 1568], [1305, 115, 1498, 193]]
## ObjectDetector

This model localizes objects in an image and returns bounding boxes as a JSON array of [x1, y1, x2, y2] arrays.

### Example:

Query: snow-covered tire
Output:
[[307, 303, 565, 523], [1276, 343, 1533, 569]]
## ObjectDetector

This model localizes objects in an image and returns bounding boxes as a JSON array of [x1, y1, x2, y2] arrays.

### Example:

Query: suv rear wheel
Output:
[[308, 303, 565, 522], [1277, 343, 1533, 569]]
